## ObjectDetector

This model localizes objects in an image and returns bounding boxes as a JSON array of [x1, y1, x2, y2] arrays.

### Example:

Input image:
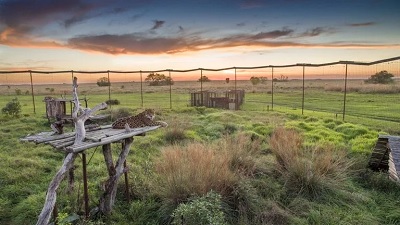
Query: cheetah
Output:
[[111, 109, 168, 129]]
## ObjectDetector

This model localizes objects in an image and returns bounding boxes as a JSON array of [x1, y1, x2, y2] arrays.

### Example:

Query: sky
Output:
[[0, 0, 399, 80]]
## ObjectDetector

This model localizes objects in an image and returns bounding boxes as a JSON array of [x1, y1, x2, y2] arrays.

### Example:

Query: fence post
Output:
[[234, 67, 237, 110], [271, 66, 274, 110], [302, 65, 305, 115], [169, 70, 172, 109], [107, 71, 111, 101], [343, 64, 348, 121], [140, 71, 143, 107], [200, 69, 203, 105], [29, 71, 36, 114]]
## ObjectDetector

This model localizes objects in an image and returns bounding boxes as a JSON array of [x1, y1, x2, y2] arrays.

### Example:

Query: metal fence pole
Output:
[[169, 70, 172, 109], [234, 67, 237, 110], [271, 66, 274, 110], [302, 65, 305, 115], [140, 71, 143, 107], [200, 69, 203, 105], [29, 71, 36, 114], [343, 64, 348, 120], [107, 71, 111, 101]]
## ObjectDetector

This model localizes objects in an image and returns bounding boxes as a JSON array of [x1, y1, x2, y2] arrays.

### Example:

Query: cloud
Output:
[[347, 22, 376, 27], [300, 27, 335, 37], [68, 34, 187, 54], [151, 20, 165, 30], [65, 26, 399, 56]]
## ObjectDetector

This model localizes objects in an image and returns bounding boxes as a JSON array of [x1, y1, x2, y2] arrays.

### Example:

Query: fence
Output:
[[1, 56, 399, 123]]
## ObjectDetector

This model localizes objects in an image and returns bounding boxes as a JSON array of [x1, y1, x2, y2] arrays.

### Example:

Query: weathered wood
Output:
[[66, 126, 159, 152], [71, 77, 107, 145], [99, 137, 134, 215], [36, 153, 77, 225]]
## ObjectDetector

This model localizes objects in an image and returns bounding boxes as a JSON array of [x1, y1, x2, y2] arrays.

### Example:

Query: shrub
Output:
[[364, 70, 394, 84], [105, 99, 120, 105], [97, 77, 111, 86], [172, 191, 227, 225], [164, 127, 187, 144], [15, 89, 22, 95], [2, 98, 21, 117]]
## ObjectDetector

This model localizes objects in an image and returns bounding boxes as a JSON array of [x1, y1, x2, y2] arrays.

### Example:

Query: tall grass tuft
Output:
[[153, 143, 236, 204], [151, 133, 266, 223], [269, 127, 353, 199]]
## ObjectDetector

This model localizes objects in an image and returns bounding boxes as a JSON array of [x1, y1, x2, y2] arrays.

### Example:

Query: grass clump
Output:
[[151, 133, 267, 223], [269, 127, 353, 199]]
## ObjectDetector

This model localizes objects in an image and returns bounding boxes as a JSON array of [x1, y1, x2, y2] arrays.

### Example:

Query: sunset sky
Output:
[[0, 0, 399, 78]]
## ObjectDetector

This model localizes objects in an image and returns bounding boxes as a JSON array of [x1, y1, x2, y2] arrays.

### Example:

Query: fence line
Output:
[[1, 56, 399, 74], [0, 56, 399, 122]]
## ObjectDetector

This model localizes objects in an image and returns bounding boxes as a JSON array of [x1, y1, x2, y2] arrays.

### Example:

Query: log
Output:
[[71, 77, 107, 145], [99, 137, 134, 215], [36, 153, 77, 225]]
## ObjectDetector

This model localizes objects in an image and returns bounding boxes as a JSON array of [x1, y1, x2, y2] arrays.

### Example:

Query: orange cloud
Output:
[[0, 27, 62, 48]]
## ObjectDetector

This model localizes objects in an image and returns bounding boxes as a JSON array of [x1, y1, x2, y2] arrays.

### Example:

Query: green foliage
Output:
[[364, 70, 394, 84], [198, 75, 211, 82], [164, 127, 187, 144], [15, 88, 22, 95], [172, 191, 227, 225], [250, 76, 261, 86], [2, 98, 21, 117], [145, 72, 174, 86], [105, 99, 120, 105], [96, 77, 111, 86]]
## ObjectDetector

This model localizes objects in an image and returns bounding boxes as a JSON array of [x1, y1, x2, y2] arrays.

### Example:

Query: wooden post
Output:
[[36, 153, 77, 225], [99, 137, 134, 215], [124, 160, 130, 203], [82, 152, 89, 219]]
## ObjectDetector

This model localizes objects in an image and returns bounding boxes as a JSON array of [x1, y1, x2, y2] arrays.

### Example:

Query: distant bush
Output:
[[97, 77, 111, 86], [145, 73, 174, 86], [364, 70, 394, 84], [15, 89, 22, 95], [2, 98, 21, 117], [105, 99, 120, 105]]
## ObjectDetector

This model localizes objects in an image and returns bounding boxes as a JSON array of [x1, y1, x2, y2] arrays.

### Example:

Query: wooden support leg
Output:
[[99, 137, 134, 215], [124, 160, 130, 203], [82, 152, 89, 219], [36, 153, 77, 225]]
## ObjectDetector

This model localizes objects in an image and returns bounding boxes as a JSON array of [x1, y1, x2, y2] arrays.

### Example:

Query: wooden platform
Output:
[[21, 125, 160, 153], [368, 135, 400, 182]]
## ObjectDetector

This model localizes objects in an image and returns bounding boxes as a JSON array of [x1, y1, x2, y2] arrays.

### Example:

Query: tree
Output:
[[145, 73, 174, 86], [198, 75, 211, 82], [2, 98, 21, 117], [364, 70, 394, 84], [250, 76, 261, 86], [97, 77, 111, 86]]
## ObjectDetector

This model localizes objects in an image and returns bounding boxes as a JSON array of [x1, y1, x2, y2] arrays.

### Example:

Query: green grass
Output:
[[1, 84, 400, 224]]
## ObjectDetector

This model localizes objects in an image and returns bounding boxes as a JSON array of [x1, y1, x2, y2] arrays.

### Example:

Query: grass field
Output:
[[1, 79, 399, 132], [1, 79, 400, 224]]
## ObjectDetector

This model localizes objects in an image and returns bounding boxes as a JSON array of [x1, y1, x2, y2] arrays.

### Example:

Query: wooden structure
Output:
[[368, 135, 400, 182], [190, 90, 245, 110], [22, 77, 161, 225], [44, 97, 88, 122]]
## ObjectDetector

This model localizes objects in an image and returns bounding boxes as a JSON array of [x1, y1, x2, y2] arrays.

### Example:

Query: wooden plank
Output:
[[66, 126, 159, 152]]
